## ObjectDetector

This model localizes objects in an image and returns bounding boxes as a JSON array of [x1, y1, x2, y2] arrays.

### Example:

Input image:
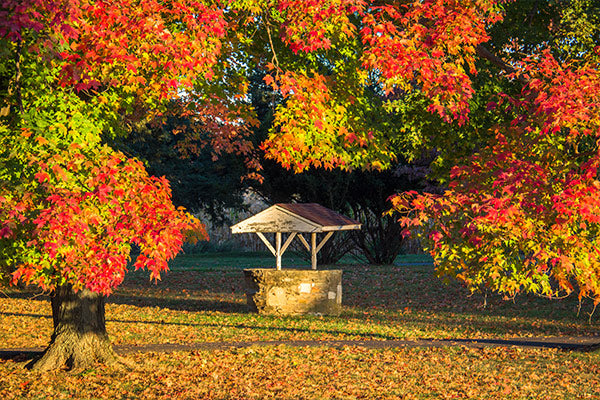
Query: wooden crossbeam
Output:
[[256, 232, 276, 256], [281, 232, 297, 254], [297, 233, 310, 251], [316, 232, 334, 253], [310, 232, 335, 269], [257, 231, 337, 270], [257, 232, 299, 270]]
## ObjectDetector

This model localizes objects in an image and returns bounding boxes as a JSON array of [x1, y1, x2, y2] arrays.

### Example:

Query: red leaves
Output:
[[3, 0, 228, 104], [519, 50, 600, 139], [277, 0, 363, 54], [6, 144, 207, 295], [34, 171, 50, 183], [168, 97, 260, 180], [359, 0, 502, 124], [258, 0, 507, 174], [390, 46, 600, 301], [4, 0, 598, 304]]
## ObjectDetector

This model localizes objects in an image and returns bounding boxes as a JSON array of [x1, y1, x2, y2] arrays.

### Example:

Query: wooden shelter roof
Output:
[[230, 203, 361, 233]]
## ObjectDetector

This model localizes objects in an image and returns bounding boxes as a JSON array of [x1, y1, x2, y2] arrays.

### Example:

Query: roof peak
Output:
[[231, 203, 360, 233]]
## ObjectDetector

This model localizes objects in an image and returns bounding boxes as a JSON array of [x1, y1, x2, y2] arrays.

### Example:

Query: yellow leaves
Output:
[[369, 160, 384, 170], [3, 249, 600, 396], [265, 69, 395, 172], [1, 335, 598, 399]]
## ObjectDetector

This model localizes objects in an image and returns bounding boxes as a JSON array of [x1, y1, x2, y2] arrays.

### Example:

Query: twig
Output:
[[264, 16, 280, 70], [15, 38, 23, 113], [535, 292, 572, 300], [588, 303, 597, 324]]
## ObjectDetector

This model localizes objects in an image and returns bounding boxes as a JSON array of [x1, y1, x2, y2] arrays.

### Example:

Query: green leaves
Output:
[[392, 49, 600, 302], [0, 0, 226, 295]]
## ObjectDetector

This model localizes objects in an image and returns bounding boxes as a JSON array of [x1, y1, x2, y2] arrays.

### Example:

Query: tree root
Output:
[[27, 332, 119, 372]]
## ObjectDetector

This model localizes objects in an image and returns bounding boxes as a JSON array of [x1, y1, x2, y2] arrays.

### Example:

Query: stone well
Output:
[[243, 269, 342, 316]]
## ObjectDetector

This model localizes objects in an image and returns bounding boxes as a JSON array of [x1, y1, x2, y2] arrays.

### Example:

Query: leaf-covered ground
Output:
[[1, 346, 599, 399], [1, 252, 599, 399]]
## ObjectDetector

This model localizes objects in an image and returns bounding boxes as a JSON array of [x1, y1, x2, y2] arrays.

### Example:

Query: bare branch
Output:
[[476, 44, 529, 85]]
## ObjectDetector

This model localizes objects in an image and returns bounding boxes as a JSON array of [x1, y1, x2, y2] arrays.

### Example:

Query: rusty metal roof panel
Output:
[[275, 203, 360, 230]]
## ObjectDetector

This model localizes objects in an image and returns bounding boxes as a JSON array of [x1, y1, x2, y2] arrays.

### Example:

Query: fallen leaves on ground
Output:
[[1, 254, 599, 398], [0, 346, 598, 399]]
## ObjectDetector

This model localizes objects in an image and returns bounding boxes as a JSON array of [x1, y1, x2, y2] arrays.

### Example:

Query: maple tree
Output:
[[0, 0, 224, 370], [241, 0, 600, 304], [260, 0, 503, 171], [2, 0, 598, 371], [388, 1, 600, 304]]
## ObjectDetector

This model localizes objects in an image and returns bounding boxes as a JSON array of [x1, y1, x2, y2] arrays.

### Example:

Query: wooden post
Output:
[[311, 232, 317, 270], [276, 232, 282, 270]]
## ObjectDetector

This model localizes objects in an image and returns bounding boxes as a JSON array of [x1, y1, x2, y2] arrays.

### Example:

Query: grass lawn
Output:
[[1, 252, 599, 399]]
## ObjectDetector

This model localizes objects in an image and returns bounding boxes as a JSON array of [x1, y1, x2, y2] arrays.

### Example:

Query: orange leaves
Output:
[[34, 136, 49, 145], [6, 143, 207, 296], [261, 71, 355, 171], [255, 1, 509, 174], [4, 0, 228, 105], [6, 0, 599, 302], [277, 0, 363, 53], [391, 49, 600, 301], [519, 50, 600, 139], [263, 74, 275, 88], [359, 0, 503, 124], [167, 97, 260, 180]]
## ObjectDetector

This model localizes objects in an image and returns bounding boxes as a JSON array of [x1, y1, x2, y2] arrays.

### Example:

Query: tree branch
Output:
[[264, 16, 280, 70], [0, 39, 23, 118], [476, 44, 529, 85]]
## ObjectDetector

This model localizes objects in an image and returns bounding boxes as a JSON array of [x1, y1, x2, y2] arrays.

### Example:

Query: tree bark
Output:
[[27, 285, 118, 371], [475, 44, 529, 85]]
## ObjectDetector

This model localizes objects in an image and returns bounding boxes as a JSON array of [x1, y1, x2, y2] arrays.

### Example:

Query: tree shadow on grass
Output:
[[3, 288, 598, 341], [3, 264, 598, 345], [0, 309, 400, 340], [1, 289, 250, 313], [0, 349, 44, 363], [6, 264, 594, 326], [343, 264, 599, 324], [1, 336, 598, 364], [346, 308, 599, 338], [107, 293, 250, 313], [3, 308, 600, 354]]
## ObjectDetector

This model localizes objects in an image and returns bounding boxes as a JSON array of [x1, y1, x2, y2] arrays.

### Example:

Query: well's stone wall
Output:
[[243, 269, 342, 316]]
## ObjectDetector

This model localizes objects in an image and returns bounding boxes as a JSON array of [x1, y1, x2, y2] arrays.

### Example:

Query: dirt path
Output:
[[2, 336, 599, 361]]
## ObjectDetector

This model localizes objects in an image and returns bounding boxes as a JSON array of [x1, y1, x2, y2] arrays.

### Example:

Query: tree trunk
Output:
[[27, 285, 118, 371]]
